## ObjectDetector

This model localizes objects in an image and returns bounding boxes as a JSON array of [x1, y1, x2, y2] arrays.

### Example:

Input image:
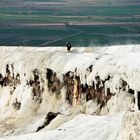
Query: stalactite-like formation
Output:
[[44, 68, 114, 109], [46, 68, 63, 95], [73, 76, 81, 106], [0, 63, 136, 113], [29, 69, 43, 103], [0, 64, 21, 95], [63, 71, 74, 105]]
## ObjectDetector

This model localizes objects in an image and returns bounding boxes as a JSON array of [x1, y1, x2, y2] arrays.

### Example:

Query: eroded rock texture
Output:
[[45, 67, 113, 108], [36, 111, 60, 132], [0, 64, 21, 91], [12, 98, 21, 110], [46, 68, 63, 95], [0, 64, 136, 112], [47, 67, 113, 109], [0, 64, 22, 109], [29, 69, 43, 103], [63, 71, 74, 105], [79, 75, 112, 109]]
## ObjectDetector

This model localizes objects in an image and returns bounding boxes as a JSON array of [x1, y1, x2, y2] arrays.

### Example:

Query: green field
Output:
[[0, 0, 140, 47], [0, 5, 140, 17], [0, 25, 140, 47]]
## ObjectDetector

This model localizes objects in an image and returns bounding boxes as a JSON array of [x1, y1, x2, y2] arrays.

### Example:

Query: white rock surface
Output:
[[0, 45, 139, 140]]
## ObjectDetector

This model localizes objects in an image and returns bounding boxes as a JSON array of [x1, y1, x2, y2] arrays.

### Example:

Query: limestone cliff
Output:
[[0, 46, 140, 139]]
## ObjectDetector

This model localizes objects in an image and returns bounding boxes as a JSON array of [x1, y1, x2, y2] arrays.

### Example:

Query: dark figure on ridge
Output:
[[66, 41, 71, 52]]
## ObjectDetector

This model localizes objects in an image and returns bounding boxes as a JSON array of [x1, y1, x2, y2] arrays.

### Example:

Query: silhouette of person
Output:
[[66, 42, 71, 52]]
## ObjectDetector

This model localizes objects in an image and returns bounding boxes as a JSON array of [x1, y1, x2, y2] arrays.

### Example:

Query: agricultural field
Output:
[[0, 0, 140, 47]]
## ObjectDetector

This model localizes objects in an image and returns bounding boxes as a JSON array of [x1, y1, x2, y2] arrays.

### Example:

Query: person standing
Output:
[[65, 41, 71, 52]]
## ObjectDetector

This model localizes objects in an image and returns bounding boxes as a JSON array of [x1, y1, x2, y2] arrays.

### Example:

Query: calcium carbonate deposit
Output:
[[0, 45, 140, 140]]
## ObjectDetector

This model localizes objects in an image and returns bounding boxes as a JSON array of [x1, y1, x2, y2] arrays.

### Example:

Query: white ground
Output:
[[0, 45, 140, 140], [1, 113, 124, 140]]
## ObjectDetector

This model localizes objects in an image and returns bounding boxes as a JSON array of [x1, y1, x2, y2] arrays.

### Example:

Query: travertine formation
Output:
[[0, 46, 139, 139]]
